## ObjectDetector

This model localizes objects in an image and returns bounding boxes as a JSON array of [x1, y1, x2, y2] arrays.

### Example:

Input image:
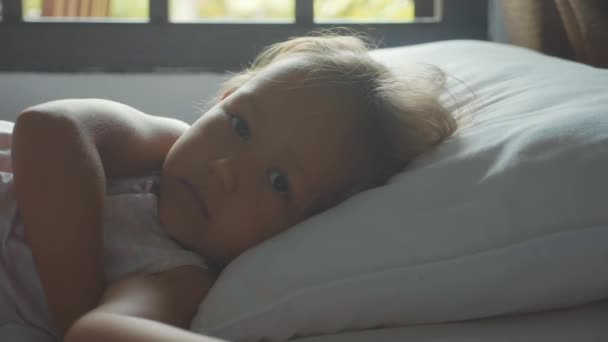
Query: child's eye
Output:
[[230, 114, 250, 140], [268, 170, 290, 196]]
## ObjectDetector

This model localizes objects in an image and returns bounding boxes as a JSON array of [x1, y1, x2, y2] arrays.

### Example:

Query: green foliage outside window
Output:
[[22, 0, 415, 22]]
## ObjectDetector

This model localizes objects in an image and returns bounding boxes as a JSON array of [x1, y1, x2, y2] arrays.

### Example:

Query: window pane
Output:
[[22, 0, 148, 21], [170, 0, 295, 23], [314, 0, 415, 23]]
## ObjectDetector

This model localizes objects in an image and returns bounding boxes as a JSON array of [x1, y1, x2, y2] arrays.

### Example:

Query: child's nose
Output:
[[210, 157, 237, 193]]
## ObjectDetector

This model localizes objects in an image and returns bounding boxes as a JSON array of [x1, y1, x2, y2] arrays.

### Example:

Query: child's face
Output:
[[159, 57, 366, 262]]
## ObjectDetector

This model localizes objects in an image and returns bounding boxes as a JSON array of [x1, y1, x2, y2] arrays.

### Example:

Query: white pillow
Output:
[[191, 40, 608, 342]]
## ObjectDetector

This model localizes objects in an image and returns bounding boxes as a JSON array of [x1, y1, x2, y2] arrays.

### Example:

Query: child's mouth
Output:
[[180, 178, 211, 221]]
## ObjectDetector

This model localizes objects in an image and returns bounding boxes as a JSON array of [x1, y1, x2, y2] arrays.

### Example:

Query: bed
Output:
[[294, 299, 608, 342], [2, 39, 607, 342]]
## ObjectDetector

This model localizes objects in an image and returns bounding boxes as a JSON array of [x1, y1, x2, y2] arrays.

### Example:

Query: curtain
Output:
[[500, 0, 608, 68], [41, 0, 110, 17]]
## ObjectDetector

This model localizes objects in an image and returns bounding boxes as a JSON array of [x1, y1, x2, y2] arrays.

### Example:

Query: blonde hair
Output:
[[215, 31, 459, 204]]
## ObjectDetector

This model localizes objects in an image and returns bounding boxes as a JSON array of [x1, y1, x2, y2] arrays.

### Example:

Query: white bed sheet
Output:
[[294, 299, 608, 342]]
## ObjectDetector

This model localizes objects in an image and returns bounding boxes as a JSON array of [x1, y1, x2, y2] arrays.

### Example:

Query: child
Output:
[[0, 33, 458, 342]]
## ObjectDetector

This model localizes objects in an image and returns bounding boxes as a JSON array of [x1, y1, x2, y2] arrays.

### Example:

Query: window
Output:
[[22, 0, 149, 21], [169, 0, 296, 23], [0, 0, 488, 72], [20, 0, 424, 23], [314, 0, 416, 23]]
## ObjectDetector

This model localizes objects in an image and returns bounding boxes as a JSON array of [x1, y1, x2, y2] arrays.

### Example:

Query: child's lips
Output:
[[180, 178, 211, 220]]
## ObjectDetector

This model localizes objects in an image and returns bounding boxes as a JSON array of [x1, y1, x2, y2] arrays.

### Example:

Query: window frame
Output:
[[0, 0, 488, 72]]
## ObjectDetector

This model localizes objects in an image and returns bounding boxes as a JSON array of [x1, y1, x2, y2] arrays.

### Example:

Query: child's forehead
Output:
[[233, 59, 368, 148], [246, 56, 325, 90], [237, 79, 357, 135], [242, 60, 361, 114]]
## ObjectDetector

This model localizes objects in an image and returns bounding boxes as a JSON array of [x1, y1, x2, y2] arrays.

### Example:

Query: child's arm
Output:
[[11, 99, 189, 335], [65, 266, 221, 342]]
